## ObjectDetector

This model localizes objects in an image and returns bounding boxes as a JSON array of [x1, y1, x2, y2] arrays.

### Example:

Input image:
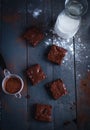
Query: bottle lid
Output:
[[65, 0, 88, 19]]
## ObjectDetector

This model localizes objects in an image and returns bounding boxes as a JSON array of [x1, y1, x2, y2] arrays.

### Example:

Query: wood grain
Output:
[[0, 0, 27, 130], [0, 0, 90, 130]]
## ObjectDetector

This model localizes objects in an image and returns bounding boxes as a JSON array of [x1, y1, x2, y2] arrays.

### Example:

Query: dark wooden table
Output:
[[0, 0, 90, 130]]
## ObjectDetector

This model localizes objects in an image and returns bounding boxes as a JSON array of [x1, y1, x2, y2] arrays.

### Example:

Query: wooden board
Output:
[[74, 0, 90, 129], [0, 0, 27, 130], [0, 0, 90, 130], [27, 0, 76, 130]]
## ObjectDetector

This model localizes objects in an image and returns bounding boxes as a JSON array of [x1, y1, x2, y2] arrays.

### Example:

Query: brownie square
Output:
[[46, 79, 67, 99], [27, 64, 46, 85], [35, 104, 52, 122], [23, 27, 44, 47], [48, 45, 67, 65]]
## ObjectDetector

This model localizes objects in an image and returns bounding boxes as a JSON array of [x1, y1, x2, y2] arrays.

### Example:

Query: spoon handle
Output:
[[0, 53, 7, 70]]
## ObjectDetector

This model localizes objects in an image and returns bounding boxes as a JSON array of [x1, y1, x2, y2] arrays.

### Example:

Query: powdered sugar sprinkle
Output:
[[44, 31, 89, 72], [32, 8, 42, 18]]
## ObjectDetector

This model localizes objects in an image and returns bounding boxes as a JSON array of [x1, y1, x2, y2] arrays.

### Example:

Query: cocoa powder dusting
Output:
[[8, 63, 15, 70], [2, 13, 21, 23], [87, 71, 90, 80], [16, 37, 24, 43], [80, 80, 90, 96], [80, 72, 90, 98], [77, 72, 90, 127], [2, 100, 11, 113], [16, 37, 27, 48], [78, 113, 88, 124]]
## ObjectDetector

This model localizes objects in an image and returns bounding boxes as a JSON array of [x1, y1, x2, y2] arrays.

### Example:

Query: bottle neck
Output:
[[64, 9, 81, 20]]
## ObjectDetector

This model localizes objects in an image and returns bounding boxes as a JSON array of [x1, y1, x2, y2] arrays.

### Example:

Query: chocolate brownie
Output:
[[35, 104, 52, 122], [46, 79, 67, 99], [48, 45, 67, 65], [23, 27, 44, 47], [27, 64, 46, 85]]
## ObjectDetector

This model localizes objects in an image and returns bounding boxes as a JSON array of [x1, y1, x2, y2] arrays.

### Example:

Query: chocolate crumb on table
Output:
[[72, 118, 77, 124], [46, 79, 67, 100], [23, 27, 44, 47], [35, 104, 52, 122], [25, 94, 30, 99], [48, 45, 67, 65], [27, 64, 46, 85], [63, 121, 71, 126]]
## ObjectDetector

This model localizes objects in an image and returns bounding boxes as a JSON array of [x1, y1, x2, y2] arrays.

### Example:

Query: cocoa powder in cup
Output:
[[4, 76, 22, 94], [2, 69, 24, 98]]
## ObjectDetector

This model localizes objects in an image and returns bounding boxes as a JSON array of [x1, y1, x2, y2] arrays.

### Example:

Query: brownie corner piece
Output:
[[35, 103, 52, 122], [23, 27, 44, 47], [48, 45, 67, 65], [26, 64, 46, 85], [47, 79, 67, 100]]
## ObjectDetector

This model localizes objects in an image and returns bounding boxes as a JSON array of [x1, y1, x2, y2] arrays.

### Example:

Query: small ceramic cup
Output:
[[2, 69, 24, 98]]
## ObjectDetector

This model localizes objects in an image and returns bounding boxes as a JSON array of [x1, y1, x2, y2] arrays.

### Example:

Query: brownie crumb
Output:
[[25, 94, 30, 99], [63, 121, 71, 126], [70, 106, 73, 110], [73, 102, 76, 106], [72, 118, 77, 124]]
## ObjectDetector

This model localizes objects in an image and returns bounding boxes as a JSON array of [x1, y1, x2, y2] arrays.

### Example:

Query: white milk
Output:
[[54, 10, 81, 39]]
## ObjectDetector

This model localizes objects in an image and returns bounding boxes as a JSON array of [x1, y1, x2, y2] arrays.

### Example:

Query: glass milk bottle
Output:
[[54, 0, 88, 39]]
